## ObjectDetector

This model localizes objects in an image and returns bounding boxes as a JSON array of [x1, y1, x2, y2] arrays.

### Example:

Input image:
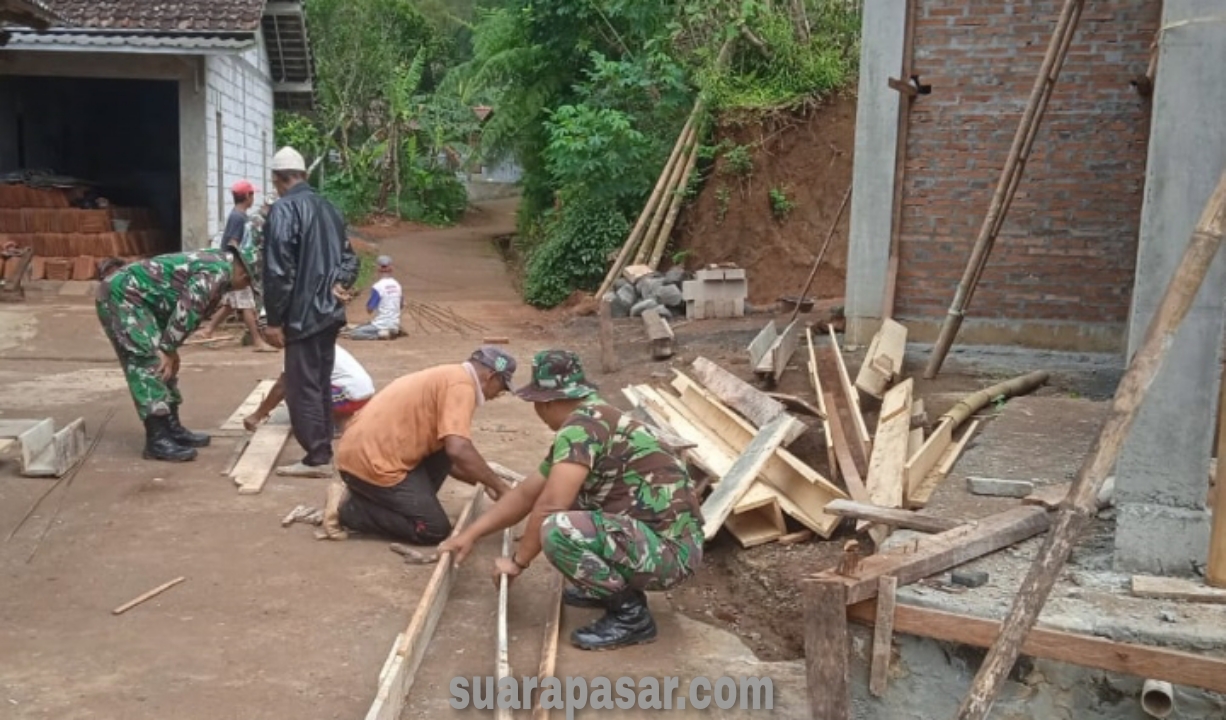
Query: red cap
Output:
[[231, 180, 256, 196]]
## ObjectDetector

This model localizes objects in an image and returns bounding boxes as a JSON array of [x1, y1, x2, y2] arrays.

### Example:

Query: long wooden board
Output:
[[847, 600, 1226, 695], [221, 379, 277, 431], [860, 379, 914, 544], [674, 368, 805, 445], [689, 357, 801, 440], [532, 573, 564, 720], [806, 328, 837, 476], [771, 319, 802, 382], [1130, 575, 1226, 604], [855, 318, 908, 399], [805, 581, 850, 718], [700, 415, 793, 540], [907, 420, 980, 509], [904, 418, 953, 497], [365, 489, 484, 720], [824, 390, 869, 504], [495, 529, 513, 720], [829, 326, 872, 456], [825, 499, 964, 534], [232, 423, 291, 495], [749, 321, 778, 372], [868, 576, 898, 697], [814, 506, 1051, 605]]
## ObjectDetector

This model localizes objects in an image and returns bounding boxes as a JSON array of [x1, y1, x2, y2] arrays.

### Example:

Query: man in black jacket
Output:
[[263, 146, 359, 478]]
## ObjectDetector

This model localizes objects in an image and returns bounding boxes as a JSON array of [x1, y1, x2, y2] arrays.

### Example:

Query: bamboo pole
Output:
[[955, 167, 1226, 720], [788, 183, 852, 326], [940, 371, 1050, 428], [647, 132, 703, 268], [637, 126, 699, 266], [923, 0, 1087, 379]]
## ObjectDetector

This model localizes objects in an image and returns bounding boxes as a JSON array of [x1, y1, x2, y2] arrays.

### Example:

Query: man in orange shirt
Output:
[[321, 346, 518, 542]]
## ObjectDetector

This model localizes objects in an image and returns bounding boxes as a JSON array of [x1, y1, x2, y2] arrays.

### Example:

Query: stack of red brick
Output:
[[0, 183, 167, 282]]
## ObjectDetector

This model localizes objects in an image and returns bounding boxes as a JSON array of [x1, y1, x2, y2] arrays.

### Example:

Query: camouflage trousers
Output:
[[541, 510, 702, 599], [96, 298, 180, 420]]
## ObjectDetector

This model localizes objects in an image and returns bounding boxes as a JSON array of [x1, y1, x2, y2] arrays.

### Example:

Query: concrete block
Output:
[[695, 268, 725, 281], [966, 477, 1035, 498]]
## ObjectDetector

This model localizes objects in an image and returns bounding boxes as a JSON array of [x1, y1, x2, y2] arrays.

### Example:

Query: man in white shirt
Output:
[[350, 255, 403, 340], [244, 344, 375, 435]]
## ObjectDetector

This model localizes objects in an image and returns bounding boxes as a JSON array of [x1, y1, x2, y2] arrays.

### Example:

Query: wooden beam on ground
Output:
[[112, 576, 186, 615], [771, 319, 801, 383], [814, 506, 1051, 605], [807, 328, 838, 476], [907, 419, 981, 509], [599, 297, 618, 372], [673, 369, 805, 445], [828, 327, 872, 457], [749, 321, 778, 372], [847, 600, 1226, 696], [691, 355, 791, 427], [855, 318, 908, 400], [824, 390, 869, 504], [1130, 575, 1226, 604], [221, 379, 277, 431], [364, 488, 484, 720], [495, 528, 513, 720], [860, 379, 914, 545], [700, 415, 793, 540], [231, 423, 291, 495], [904, 418, 953, 499], [825, 499, 964, 534], [804, 580, 850, 719], [642, 308, 675, 360], [532, 573, 564, 720], [868, 576, 898, 697]]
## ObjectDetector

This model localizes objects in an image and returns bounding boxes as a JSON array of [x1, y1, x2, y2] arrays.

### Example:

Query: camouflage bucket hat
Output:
[[515, 350, 598, 403], [227, 243, 262, 294]]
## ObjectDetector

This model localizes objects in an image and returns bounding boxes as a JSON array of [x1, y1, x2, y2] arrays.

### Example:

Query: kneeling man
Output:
[[441, 351, 704, 651], [243, 344, 375, 435], [321, 347, 518, 542]]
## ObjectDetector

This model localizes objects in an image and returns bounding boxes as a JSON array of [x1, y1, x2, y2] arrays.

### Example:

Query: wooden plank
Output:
[[772, 319, 801, 382], [748, 321, 778, 372], [1130, 575, 1226, 604], [673, 369, 805, 445], [495, 529, 512, 720], [908, 427, 923, 459], [599, 297, 618, 372], [725, 486, 786, 547], [907, 420, 980, 509], [671, 383, 846, 537], [623, 400, 696, 452], [364, 489, 484, 720], [824, 390, 869, 504], [630, 386, 728, 479], [814, 506, 1051, 605], [642, 308, 675, 360], [691, 355, 789, 428], [221, 379, 277, 431], [766, 391, 826, 420], [804, 581, 850, 719], [904, 418, 953, 497], [700, 415, 793, 540], [860, 379, 914, 544], [232, 423, 291, 495], [855, 318, 908, 400], [825, 499, 964, 534], [829, 326, 872, 456], [847, 600, 1226, 696], [868, 576, 898, 697], [807, 328, 837, 476], [532, 573, 564, 720]]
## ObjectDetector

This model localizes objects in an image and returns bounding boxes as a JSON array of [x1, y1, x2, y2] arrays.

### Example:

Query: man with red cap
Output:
[[199, 180, 273, 351]]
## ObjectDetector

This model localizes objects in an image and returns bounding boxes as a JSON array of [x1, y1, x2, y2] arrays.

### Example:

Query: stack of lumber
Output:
[[0, 183, 164, 281], [623, 356, 848, 548]]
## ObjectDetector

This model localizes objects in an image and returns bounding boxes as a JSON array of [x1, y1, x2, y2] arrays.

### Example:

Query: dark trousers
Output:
[[284, 325, 340, 466], [338, 451, 453, 544]]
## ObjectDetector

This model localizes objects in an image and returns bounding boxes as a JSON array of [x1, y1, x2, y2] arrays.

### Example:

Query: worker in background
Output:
[[96, 245, 260, 462], [348, 255, 403, 340], [263, 147, 359, 478], [198, 180, 274, 352], [439, 351, 704, 651], [243, 344, 375, 436], [319, 347, 518, 542]]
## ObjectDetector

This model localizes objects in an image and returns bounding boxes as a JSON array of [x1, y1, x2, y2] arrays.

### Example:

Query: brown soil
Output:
[[674, 93, 857, 306]]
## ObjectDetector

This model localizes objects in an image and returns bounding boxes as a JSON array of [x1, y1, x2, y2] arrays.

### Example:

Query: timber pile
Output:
[[0, 184, 164, 280], [623, 356, 848, 547]]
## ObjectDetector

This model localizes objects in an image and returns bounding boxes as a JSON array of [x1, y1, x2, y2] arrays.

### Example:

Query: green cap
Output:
[[514, 350, 598, 402]]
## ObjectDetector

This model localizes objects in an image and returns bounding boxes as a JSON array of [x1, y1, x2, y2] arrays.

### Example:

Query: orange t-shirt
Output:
[[336, 364, 478, 487]]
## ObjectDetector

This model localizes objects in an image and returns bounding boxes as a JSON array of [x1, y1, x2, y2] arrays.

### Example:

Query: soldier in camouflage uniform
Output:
[[440, 350, 703, 650], [96, 244, 260, 462]]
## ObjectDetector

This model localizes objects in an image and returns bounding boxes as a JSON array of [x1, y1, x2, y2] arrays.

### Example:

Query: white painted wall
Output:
[[204, 32, 275, 241]]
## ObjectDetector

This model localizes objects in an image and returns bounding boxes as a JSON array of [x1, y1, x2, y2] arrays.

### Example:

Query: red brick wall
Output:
[[897, 0, 1160, 325]]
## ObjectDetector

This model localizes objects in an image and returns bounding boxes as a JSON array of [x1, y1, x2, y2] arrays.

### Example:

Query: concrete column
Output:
[[179, 57, 208, 250], [843, 0, 906, 345], [1114, 0, 1226, 575]]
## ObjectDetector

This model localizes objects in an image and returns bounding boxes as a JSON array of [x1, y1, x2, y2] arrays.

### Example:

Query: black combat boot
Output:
[[143, 415, 198, 462], [563, 585, 607, 609], [570, 588, 656, 650], [167, 405, 211, 448]]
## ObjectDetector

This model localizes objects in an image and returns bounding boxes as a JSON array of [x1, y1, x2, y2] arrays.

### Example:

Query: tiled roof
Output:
[[43, 0, 266, 32]]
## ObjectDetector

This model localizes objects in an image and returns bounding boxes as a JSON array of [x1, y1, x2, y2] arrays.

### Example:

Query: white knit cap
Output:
[[271, 146, 306, 172]]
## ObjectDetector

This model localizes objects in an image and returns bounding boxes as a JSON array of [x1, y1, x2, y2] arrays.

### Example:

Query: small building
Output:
[[0, 0, 315, 257]]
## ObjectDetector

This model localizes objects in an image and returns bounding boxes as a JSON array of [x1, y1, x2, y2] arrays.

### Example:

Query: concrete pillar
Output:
[[843, 0, 906, 345], [178, 57, 208, 250], [1114, 0, 1226, 575]]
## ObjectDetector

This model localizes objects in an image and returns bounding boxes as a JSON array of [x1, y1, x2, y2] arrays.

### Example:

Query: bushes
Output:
[[522, 200, 629, 307]]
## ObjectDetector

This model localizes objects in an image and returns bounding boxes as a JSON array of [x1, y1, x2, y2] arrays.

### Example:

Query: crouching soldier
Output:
[[96, 245, 260, 461], [440, 351, 704, 651]]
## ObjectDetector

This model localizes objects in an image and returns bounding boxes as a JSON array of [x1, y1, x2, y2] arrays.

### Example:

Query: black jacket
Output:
[[263, 183, 359, 342]]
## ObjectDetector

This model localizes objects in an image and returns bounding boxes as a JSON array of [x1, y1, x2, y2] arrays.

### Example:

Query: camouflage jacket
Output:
[[538, 398, 704, 541], [105, 250, 234, 353]]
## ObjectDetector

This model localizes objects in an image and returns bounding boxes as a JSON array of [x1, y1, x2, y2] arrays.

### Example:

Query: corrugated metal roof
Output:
[[4, 30, 256, 52]]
